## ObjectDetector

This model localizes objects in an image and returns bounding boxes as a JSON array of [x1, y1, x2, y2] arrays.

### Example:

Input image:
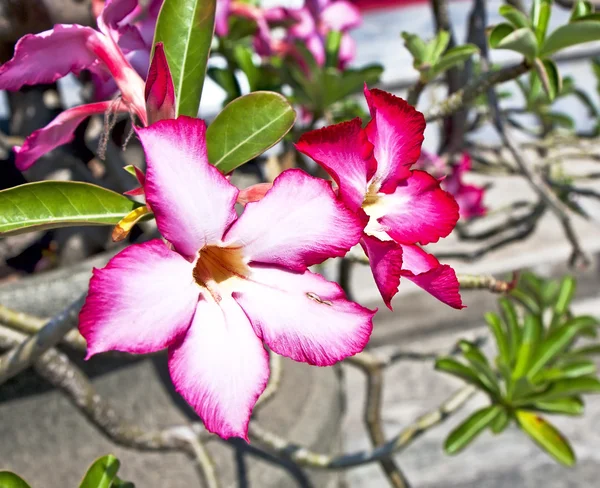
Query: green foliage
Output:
[[401, 31, 478, 83], [0, 182, 142, 237], [0, 472, 32, 488], [206, 91, 296, 173], [438, 272, 600, 466], [153, 0, 216, 117]]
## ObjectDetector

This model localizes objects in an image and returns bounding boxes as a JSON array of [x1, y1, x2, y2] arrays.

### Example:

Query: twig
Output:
[[458, 273, 518, 293], [249, 385, 476, 469], [0, 293, 85, 385], [425, 62, 530, 122], [188, 436, 221, 488]]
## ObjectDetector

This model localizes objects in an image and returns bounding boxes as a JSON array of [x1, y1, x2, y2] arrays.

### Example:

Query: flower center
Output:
[[192, 246, 249, 298]]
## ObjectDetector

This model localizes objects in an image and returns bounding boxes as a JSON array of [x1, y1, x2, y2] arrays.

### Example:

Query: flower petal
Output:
[[296, 118, 375, 212], [145, 43, 176, 125], [374, 170, 459, 245], [137, 117, 239, 258], [235, 265, 374, 365], [168, 296, 269, 440], [399, 244, 464, 309], [360, 235, 402, 310], [215, 0, 232, 36], [321, 1, 362, 32], [364, 87, 425, 193], [0, 25, 100, 91], [225, 169, 365, 271], [79, 239, 199, 358], [14, 101, 127, 171]]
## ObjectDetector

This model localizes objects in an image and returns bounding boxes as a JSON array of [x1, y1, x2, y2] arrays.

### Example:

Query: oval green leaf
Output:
[[0, 182, 141, 237], [207, 91, 296, 173], [541, 21, 600, 57], [430, 44, 479, 80], [435, 357, 490, 393], [489, 23, 516, 48], [516, 411, 575, 466], [79, 455, 120, 488], [493, 27, 539, 60], [485, 312, 511, 367], [533, 397, 585, 416], [499, 5, 531, 29], [445, 405, 502, 454], [0, 472, 32, 488], [513, 315, 543, 379], [153, 0, 216, 117]]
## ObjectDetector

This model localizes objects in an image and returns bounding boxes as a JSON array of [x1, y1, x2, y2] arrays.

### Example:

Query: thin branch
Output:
[[458, 273, 518, 293], [188, 436, 221, 488], [0, 293, 85, 385], [249, 385, 476, 469]]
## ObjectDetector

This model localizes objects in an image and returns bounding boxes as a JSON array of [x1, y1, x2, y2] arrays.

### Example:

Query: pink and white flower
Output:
[[296, 87, 463, 310], [79, 116, 375, 440], [0, 0, 173, 171]]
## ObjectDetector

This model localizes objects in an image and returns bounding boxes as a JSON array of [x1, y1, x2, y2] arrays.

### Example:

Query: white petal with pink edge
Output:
[[79, 239, 199, 358], [137, 117, 239, 259], [168, 296, 269, 441], [234, 265, 375, 366], [224, 169, 365, 271]]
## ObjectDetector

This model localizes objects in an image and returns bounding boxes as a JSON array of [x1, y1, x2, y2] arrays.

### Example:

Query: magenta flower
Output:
[[0, 0, 162, 170], [418, 151, 487, 220], [79, 116, 374, 440], [297, 87, 463, 310]]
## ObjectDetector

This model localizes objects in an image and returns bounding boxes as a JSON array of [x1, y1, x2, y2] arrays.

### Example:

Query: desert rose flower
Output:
[[297, 87, 463, 309], [0, 0, 174, 170], [79, 116, 375, 440]]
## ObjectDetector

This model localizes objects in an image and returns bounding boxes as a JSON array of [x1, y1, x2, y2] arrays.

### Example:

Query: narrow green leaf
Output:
[[323, 65, 384, 107], [485, 312, 511, 367], [510, 288, 541, 316], [207, 67, 241, 103], [445, 405, 502, 454], [499, 298, 521, 363], [435, 357, 490, 393], [499, 5, 531, 29], [401, 32, 428, 65], [206, 92, 295, 173], [541, 21, 600, 57], [0, 472, 32, 488], [533, 0, 552, 44], [550, 276, 576, 328], [516, 411, 575, 466], [427, 30, 451, 64], [489, 23, 516, 48], [543, 111, 575, 130], [534, 58, 561, 101], [570, 1, 593, 21], [531, 377, 600, 402], [154, 0, 216, 117], [493, 27, 538, 60], [429, 44, 478, 79], [79, 455, 120, 488], [514, 315, 543, 379], [568, 344, 600, 356], [458, 341, 501, 396], [532, 397, 584, 416], [490, 408, 510, 434], [233, 45, 259, 90], [325, 30, 342, 68], [0, 182, 141, 237], [533, 359, 596, 382]]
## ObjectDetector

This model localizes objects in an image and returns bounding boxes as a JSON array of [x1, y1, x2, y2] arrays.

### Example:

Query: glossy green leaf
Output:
[[571, 1, 594, 21], [516, 411, 575, 466], [426, 30, 451, 64], [514, 315, 543, 379], [206, 92, 296, 173], [233, 45, 260, 90], [534, 58, 561, 101], [532, 0, 552, 44], [568, 344, 600, 356], [435, 357, 490, 393], [489, 23, 515, 48], [485, 312, 511, 366], [429, 44, 479, 79], [401, 32, 428, 64], [79, 455, 121, 488], [550, 276, 576, 328], [532, 377, 600, 402], [154, 0, 216, 117], [510, 288, 541, 316], [533, 359, 596, 382], [492, 26, 538, 60], [0, 472, 32, 488], [323, 65, 384, 106], [445, 405, 502, 454], [490, 408, 510, 434], [532, 397, 584, 416], [499, 5, 531, 29], [458, 341, 500, 396], [528, 316, 599, 378], [499, 298, 521, 363], [325, 30, 342, 68], [541, 21, 600, 57], [0, 182, 141, 237]]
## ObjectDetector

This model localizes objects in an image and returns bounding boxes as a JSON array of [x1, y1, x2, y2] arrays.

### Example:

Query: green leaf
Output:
[[325, 30, 342, 68], [550, 276, 576, 328], [499, 298, 521, 363], [499, 5, 531, 29], [510, 288, 541, 316], [532, 0, 552, 44], [492, 26, 538, 60], [154, 0, 216, 117], [541, 21, 600, 57], [435, 357, 490, 393], [531, 377, 600, 402], [534, 58, 561, 101], [489, 23, 516, 48], [79, 455, 121, 488], [532, 397, 584, 416], [233, 44, 260, 91], [533, 359, 596, 382], [571, 1, 594, 21], [429, 44, 479, 80], [568, 344, 600, 356], [516, 411, 575, 466], [323, 65, 384, 107], [514, 315, 543, 378], [445, 406, 502, 454], [543, 111, 575, 130], [0, 182, 141, 237], [528, 316, 599, 378], [206, 91, 296, 173], [207, 67, 241, 103], [401, 32, 428, 65], [0, 472, 32, 488], [458, 341, 501, 396], [490, 408, 510, 434], [485, 312, 511, 367], [426, 30, 451, 64]]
